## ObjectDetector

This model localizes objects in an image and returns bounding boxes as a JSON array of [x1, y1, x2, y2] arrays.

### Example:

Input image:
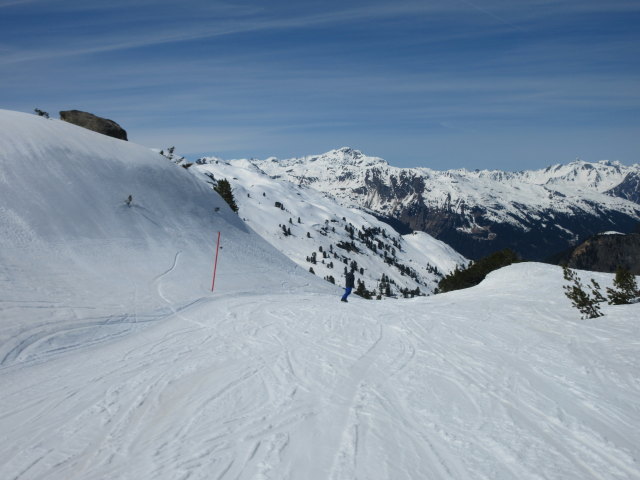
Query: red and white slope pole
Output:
[[211, 231, 221, 292]]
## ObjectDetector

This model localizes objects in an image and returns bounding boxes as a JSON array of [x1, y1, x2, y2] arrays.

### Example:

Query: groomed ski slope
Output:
[[1, 109, 639, 479], [1, 264, 639, 479]]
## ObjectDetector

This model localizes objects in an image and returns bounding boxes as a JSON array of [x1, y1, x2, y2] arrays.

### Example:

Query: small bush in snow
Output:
[[562, 266, 603, 319], [606, 267, 639, 305]]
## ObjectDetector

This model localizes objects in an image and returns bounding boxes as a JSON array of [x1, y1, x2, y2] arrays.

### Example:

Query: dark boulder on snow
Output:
[[59, 110, 128, 141]]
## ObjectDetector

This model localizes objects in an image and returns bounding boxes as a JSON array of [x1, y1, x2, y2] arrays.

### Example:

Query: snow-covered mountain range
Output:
[[191, 157, 466, 297], [1, 109, 639, 479], [243, 147, 640, 260]]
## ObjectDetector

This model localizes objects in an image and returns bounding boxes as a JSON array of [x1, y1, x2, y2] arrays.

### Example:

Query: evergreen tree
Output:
[[214, 178, 238, 212], [590, 279, 607, 304], [562, 266, 603, 319], [606, 267, 638, 305], [355, 280, 371, 299]]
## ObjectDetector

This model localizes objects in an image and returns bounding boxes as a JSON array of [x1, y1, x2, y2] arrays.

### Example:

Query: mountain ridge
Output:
[[237, 148, 640, 260]]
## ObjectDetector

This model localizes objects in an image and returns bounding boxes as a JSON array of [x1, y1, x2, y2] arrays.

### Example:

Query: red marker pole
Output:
[[211, 231, 221, 292]]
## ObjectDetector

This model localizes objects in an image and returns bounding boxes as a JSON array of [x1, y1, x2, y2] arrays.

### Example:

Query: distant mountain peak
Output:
[[305, 147, 389, 168], [336, 146, 362, 156]]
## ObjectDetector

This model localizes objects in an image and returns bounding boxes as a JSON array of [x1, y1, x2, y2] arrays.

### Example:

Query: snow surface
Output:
[[1, 110, 640, 479]]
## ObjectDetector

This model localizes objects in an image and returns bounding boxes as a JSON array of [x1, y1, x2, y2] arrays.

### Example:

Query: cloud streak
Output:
[[2, 0, 638, 169], [0, 0, 582, 64]]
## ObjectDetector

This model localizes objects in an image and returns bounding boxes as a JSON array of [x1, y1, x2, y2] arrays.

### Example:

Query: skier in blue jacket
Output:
[[341, 270, 355, 302]]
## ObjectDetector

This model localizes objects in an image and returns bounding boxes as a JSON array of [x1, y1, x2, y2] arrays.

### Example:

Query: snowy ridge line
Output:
[[246, 148, 640, 207]]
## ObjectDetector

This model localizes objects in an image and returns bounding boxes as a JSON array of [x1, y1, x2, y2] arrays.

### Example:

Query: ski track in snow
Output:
[[1, 280, 639, 480]]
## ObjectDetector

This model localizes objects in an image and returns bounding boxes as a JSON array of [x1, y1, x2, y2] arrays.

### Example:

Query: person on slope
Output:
[[341, 269, 355, 302]]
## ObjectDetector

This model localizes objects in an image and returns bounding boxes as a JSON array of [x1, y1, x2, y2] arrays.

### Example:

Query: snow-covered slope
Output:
[[191, 157, 466, 297], [2, 259, 639, 479], [251, 148, 640, 260], [0, 109, 326, 363], [1, 111, 639, 480]]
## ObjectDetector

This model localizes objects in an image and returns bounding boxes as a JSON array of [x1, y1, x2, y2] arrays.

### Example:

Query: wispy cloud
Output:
[[0, 0, 38, 7], [0, 1, 542, 65], [2, 0, 638, 169]]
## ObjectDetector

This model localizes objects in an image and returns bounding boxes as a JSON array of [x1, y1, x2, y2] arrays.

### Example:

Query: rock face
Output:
[[563, 233, 640, 274], [59, 110, 127, 141], [606, 172, 640, 204]]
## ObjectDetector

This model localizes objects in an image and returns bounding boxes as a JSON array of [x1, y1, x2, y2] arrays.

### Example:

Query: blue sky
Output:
[[1, 0, 639, 170]]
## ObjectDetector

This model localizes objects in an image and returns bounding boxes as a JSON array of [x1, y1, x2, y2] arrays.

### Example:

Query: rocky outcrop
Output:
[[606, 172, 640, 203], [59, 110, 127, 141], [562, 233, 640, 274]]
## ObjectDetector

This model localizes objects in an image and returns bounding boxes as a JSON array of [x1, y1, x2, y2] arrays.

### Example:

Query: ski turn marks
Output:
[[1, 287, 638, 480]]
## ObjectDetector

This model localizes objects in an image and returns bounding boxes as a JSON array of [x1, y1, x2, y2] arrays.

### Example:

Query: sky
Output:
[[1, 0, 639, 171]]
